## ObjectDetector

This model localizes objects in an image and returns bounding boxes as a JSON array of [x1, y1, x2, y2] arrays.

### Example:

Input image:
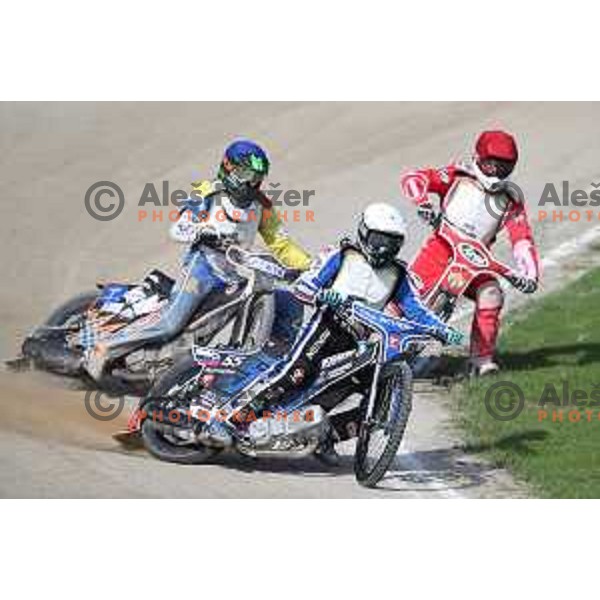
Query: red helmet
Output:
[[475, 130, 518, 179]]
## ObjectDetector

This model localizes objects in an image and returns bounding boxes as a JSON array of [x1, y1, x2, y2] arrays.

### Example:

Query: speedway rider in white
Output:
[[233, 203, 464, 463]]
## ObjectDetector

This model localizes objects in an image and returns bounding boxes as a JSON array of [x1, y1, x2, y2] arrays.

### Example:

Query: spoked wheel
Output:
[[140, 356, 218, 464], [354, 361, 413, 488], [44, 290, 99, 327]]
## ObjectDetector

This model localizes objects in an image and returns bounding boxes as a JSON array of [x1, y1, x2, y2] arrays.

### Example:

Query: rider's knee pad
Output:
[[476, 281, 504, 310]]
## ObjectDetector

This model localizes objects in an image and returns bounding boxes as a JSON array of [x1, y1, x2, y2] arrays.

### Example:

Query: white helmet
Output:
[[358, 203, 407, 267]]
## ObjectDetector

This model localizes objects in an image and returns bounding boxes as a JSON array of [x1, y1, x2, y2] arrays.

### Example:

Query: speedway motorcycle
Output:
[[135, 299, 443, 488], [416, 217, 527, 318], [9, 243, 300, 393], [408, 214, 532, 376]]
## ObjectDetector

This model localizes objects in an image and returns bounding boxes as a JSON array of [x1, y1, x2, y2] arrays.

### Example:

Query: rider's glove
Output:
[[417, 203, 439, 227], [316, 289, 347, 309], [512, 275, 538, 294], [192, 227, 221, 250], [443, 327, 465, 346]]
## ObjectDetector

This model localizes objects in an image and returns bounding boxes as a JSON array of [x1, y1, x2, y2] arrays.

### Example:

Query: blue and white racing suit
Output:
[[246, 241, 454, 409], [96, 181, 310, 362]]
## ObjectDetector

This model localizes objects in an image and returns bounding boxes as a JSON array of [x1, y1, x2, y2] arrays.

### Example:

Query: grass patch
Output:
[[455, 267, 600, 498]]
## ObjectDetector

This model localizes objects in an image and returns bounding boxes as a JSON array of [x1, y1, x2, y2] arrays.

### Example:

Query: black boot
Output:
[[314, 429, 341, 467]]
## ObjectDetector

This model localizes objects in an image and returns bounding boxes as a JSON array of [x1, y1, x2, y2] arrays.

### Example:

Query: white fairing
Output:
[[442, 177, 510, 244], [330, 251, 399, 309]]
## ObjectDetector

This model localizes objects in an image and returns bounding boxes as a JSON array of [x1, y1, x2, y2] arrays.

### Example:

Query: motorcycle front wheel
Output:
[[354, 361, 413, 488], [140, 356, 218, 465]]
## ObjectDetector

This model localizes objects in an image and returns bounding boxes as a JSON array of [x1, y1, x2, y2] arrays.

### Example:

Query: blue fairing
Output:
[[192, 346, 280, 397], [97, 284, 129, 306], [352, 302, 440, 362]]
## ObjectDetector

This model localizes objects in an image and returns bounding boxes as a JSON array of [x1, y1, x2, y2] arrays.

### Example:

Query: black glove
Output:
[[417, 203, 440, 227], [511, 275, 538, 294], [191, 227, 222, 251]]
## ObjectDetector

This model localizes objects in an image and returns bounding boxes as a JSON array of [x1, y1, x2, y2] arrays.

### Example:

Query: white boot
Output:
[[83, 345, 109, 381], [472, 357, 500, 377]]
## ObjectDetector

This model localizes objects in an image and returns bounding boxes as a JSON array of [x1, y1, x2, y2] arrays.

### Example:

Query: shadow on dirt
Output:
[[377, 447, 500, 494], [150, 444, 503, 495]]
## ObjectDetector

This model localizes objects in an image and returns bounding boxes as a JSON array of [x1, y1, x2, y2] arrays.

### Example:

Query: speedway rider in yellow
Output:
[[84, 140, 311, 381]]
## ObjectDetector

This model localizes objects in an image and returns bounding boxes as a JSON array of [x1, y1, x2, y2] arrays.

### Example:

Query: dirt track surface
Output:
[[1, 102, 599, 497]]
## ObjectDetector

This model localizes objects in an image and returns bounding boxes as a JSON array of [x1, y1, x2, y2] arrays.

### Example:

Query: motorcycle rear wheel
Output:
[[21, 290, 98, 372], [45, 290, 99, 327], [354, 361, 413, 488]]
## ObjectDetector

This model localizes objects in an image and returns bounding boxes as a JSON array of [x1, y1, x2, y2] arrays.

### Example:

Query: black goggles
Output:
[[478, 158, 515, 180], [363, 230, 405, 259], [228, 165, 265, 188]]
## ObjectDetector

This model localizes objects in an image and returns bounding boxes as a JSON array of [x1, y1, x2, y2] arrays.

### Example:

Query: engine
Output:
[[242, 404, 327, 456]]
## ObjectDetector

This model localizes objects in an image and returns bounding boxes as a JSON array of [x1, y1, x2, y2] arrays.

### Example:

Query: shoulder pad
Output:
[[190, 179, 216, 199]]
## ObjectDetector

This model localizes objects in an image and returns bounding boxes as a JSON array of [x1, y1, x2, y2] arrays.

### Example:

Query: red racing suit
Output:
[[401, 160, 540, 362]]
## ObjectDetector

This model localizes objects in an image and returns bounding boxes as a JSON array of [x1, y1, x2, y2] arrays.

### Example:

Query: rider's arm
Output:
[[391, 270, 453, 340], [169, 180, 213, 243], [293, 247, 342, 304], [258, 210, 312, 271], [401, 165, 458, 206], [503, 199, 540, 281]]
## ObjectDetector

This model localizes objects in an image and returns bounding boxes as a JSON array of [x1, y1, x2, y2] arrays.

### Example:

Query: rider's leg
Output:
[[239, 311, 355, 465], [84, 252, 225, 380], [245, 311, 356, 411], [469, 279, 504, 375], [270, 289, 305, 349], [408, 233, 451, 296]]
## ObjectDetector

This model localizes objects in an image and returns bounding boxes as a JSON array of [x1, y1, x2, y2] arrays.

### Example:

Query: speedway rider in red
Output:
[[401, 130, 540, 375]]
